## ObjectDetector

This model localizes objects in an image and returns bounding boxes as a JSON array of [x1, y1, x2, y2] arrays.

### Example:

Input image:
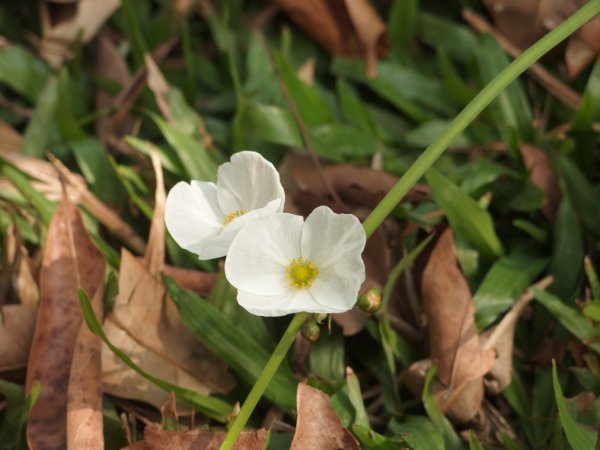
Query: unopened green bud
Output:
[[301, 319, 321, 343], [357, 288, 382, 314]]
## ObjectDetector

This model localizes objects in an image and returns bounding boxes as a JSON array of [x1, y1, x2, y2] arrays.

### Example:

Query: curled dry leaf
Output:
[[25, 197, 105, 450], [480, 0, 600, 78], [102, 152, 234, 411], [520, 144, 561, 222], [290, 383, 360, 450], [123, 423, 267, 450], [39, 0, 121, 68], [411, 229, 494, 423], [274, 0, 388, 77], [481, 276, 554, 394], [0, 304, 37, 373], [67, 286, 105, 450]]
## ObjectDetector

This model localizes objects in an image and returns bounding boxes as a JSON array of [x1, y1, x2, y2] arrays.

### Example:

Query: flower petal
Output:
[[225, 213, 302, 296], [165, 181, 226, 258], [308, 255, 365, 312], [301, 205, 366, 269], [216, 151, 285, 214], [237, 288, 328, 317]]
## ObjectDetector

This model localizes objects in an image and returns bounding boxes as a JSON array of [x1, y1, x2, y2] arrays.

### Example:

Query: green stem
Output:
[[362, 0, 600, 239], [219, 312, 308, 450]]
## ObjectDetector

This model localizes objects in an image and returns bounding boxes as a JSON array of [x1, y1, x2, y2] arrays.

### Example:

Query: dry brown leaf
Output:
[[67, 286, 105, 450], [0, 304, 37, 372], [102, 152, 233, 410], [123, 423, 267, 450], [520, 144, 561, 222], [95, 32, 133, 145], [290, 383, 360, 450], [274, 0, 387, 77], [13, 245, 40, 306], [419, 229, 494, 423], [481, 0, 600, 78], [0, 119, 146, 253], [481, 276, 553, 394], [39, 0, 121, 68], [25, 196, 105, 450]]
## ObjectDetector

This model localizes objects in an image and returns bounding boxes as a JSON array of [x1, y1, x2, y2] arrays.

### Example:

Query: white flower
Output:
[[165, 151, 285, 259], [224, 206, 366, 317]]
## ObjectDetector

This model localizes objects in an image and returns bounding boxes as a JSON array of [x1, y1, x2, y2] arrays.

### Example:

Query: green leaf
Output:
[[583, 300, 600, 321], [235, 102, 302, 147], [56, 70, 125, 206], [474, 248, 547, 329], [351, 424, 404, 450], [346, 369, 369, 429], [389, 415, 445, 450], [0, 44, 48, 101], [468, 431, 485, 450], [552, 361, 597, 450], [417, 11, 478, 63], [476, 35, 533, 140], [78, 289, 232, 422], [310, 324, 345, 382], [388, 0, 418, 61], [164, 276, 297, 411], [557, 154, 600, 241], [423, 365, 464, 450], [273, 52, 335, 126], [426, 166, 503, 259], [151, 114, 218, 182], [2, 165, 56, 226], [332, 59, 437, 122], [0, 379, 40, 450], [21, 76, 58, 158], [336, 79, 376, 136], [534, 288, 600, 354], [549, 197, 584, 302]]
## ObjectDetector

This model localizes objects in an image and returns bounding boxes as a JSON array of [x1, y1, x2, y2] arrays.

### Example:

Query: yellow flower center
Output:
[[223, 210, 246, 226], [286, 257, 319, 289]]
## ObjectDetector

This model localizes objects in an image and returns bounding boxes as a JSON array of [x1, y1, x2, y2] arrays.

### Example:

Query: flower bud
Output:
[[301, 319, 321, 343], [357, 288, 382, 314]]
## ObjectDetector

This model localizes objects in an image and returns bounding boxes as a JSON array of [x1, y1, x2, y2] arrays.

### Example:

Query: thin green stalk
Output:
[[219, 2, 600, 447], [362, 0, 600, 239], [219, 312, 308, 450]]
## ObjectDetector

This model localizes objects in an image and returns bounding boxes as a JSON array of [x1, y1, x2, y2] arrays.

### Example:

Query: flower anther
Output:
[[286, 257, 319, 289]]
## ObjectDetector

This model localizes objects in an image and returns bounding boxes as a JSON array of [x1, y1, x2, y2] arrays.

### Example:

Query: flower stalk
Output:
[[219, 1, 600, 448]]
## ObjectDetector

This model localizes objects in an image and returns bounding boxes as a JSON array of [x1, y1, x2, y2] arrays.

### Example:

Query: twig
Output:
[[462, 8, 582, 111], [263, 40, 345, 207]]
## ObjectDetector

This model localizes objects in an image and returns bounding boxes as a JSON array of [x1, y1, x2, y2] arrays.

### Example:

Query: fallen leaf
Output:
[[95, 32, 133, 145], [102, 152, 233, 411], [123, 423, 267, 450], [419, 229, 494, 423], [0, 304, 37, 373], [274, 0, 388, 77], [39, 0, 121, 68], [0, 119, 146, 253], [520, 144, 561, 222], [481, 276, 553, 394], [25, 196, 105, 450], [290, 383, 360, 450], [67, 286, 105, 450], [13, 245, 40, 306], [480, 0, 600, 78]]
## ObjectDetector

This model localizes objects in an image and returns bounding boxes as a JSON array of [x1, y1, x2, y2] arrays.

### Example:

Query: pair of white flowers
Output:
[[165, 151, 366, 317]]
